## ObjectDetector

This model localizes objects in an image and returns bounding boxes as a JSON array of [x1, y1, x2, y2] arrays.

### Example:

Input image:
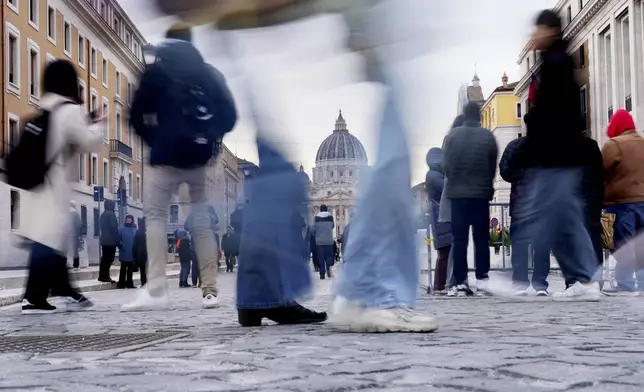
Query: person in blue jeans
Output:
[[602, 109, 644, 295], [443, 102, 498, 296], [500, 136, 550, 296]]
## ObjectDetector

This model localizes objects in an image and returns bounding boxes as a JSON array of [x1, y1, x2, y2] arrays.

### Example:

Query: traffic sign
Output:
[[93, 186, 104, 202], [490, 217, 499, 228]]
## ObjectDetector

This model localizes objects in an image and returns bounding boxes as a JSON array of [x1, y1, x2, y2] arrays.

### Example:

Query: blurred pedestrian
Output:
[[18, 59, 103, 314], [117, 215, 137, 289], [312, 205, 335, 279], [221, 226, 236, 272], [425, 147, 452, 295], [602, 109, 644, 295], [177, 230, 193, 288], [124, 24, 236, 311], [133, 217, 148, 287], [443, 101, 498, 296], [69, 200, 83, 270], [517, 9, 600, 300]]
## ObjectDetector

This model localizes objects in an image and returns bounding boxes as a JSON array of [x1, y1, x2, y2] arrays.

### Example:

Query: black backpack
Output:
[[6, 102, 74, 190]]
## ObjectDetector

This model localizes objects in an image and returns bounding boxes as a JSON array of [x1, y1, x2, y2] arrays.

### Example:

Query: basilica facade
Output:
[[307, 111, 368, 239]]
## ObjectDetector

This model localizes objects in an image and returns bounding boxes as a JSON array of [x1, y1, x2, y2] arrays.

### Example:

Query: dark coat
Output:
[[221, 233, 236, 255], [178, 236, 193, 262], [499, 137, 527, 216], [523, 38, 587, 168], [99, 200, 120, 246], [132, 220, 147, 268], [118, 224, 137, 262], [425, 148, 453, 249], [579, 137, 605, 221]]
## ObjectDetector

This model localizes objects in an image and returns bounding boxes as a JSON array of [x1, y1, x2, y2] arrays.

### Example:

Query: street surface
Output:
[[0, 272, 644, 391]]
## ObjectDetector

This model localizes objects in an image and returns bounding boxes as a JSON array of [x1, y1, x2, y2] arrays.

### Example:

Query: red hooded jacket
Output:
[[607, 109, 636, 138]]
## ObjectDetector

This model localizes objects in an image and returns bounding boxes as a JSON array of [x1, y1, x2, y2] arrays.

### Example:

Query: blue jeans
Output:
[[236, 138, 312, 309], [450, 198, 490, 285], [605, 202, 644, 291], [334, 85, 418, 309], [179, 260, 191, 285], [513, 168, 595, 284], [316, 245, 334, 276], [510, 218, 550, 291]]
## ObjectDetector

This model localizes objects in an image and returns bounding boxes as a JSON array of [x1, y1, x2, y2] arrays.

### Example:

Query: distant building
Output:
[[456, 73, 486, 114], [480, 72, 521, 204]]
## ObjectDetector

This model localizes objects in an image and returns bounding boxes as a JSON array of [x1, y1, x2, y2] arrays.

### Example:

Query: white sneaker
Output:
[[66, 297, 94, 311], [202, 293, 220, 309], [446, 286, 458, 297], [553, 282, 601, 302], [476, 279, 493, 296], [512, 287, 529, 296], [121, 288, 170, 312], [328, 297, 438, 333], [535, 289, 549, 297]]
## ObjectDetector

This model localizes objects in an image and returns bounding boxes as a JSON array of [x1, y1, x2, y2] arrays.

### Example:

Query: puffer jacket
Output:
[[425, 148, 452, 249]]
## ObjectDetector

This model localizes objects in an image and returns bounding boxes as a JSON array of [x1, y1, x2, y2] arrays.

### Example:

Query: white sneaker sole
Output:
[[329, 313, 438, 333], [22, 309, 56, 315], [121, 300, 170, 312], [202, 301, 220, 309], [553, 294, 601, 302]]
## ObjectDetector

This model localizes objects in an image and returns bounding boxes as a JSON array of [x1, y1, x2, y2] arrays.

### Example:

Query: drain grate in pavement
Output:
[[0, 332, 182, 354]]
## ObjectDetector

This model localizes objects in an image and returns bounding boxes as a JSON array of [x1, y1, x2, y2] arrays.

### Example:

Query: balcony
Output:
[[109, 139, 134, 164]]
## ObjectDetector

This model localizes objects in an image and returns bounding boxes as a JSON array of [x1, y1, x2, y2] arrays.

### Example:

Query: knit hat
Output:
[[535, 9, 562, 30], [607, 109, 636, 138]]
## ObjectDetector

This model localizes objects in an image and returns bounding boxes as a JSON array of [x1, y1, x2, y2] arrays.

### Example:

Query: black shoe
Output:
[[98, 278, 116, 283], [320, 274, 325, 280], [22, 300, 56, 315], [179, 282, 189, 288], [455, 283, 475, 297], [237, 303, 327, 327]]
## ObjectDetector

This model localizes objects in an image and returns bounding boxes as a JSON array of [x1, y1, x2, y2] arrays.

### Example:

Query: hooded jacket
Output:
[[443, 102, 498, 200], [100, 199, 120, 246], [523, 38, 587, 168], [499, 137, 527, 216], [603, 110, 644, 205], [312, 211, 334, 246], [118, 215, 137, 262], [425, 148, 453, 249]]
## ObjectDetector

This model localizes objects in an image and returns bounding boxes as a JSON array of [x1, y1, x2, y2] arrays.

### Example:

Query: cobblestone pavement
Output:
[[1, 272, 644, 392]]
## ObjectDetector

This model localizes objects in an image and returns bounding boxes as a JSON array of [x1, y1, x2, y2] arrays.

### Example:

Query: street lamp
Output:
[[142, 44, 157, 69]]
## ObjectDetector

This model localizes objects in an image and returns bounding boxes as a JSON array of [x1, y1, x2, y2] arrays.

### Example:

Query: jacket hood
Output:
[[463, 102, 481, 123], [316, 211, 332, 218], [607, 109, 636, 138], [426, 148, 444, 172], [104, 199, 115, 211]]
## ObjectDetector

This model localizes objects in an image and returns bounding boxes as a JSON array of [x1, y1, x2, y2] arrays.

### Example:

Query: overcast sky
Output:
[[119, 0, 556, 184]]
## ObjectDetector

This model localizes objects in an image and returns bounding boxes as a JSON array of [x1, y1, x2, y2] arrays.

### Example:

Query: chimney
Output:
[[502, 72, 509, 88]]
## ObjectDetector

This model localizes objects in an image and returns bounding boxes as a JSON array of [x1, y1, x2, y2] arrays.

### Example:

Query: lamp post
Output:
[[142, 44, 157, 69]]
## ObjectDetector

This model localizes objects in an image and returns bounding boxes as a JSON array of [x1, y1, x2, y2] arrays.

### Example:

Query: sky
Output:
[[119, 0, 556, 184]]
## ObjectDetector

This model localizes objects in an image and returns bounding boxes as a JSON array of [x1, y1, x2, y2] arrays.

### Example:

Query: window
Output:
[[8, 114, 20, 149], [90, 90, 98, 112], [599, 28, 613, 125], [80, 205, 88, 236], [93, 208, 100, 237], [99, 1, 106, 19], [526, 57, 531, 72], [29, 0, 38, 29], [137, 136, 142, 160], [579, 45, 585, 68], [566, 5, 572, 25], [102, 99, 109, 139], [128, 124, 133, 146], [102, 58, 108, 86], [169, 205, 179, 223], [113, 17, 120, 36], [91, 155, 98, 185], [47, 5, 56, 42], [28, 40, 41, 100], [90, 47, 97, 77], [8, 0, 18, 14], [78, 35, 85, 66], [79, 154, 86, 181], [127, 82, 132, 106], [516, 102, 522, 120], [115, 71, 121, 97], [103, 159, 109, 188], [6, 23, 20, 94], [78, 80, 86, 112], [64, 21, 71, 55], [10, 190, 20, 230], [617, 13, 631, 112], [46, 53, 55, 65], [116, 110, 122, 140], [128, 172, 133, 197], [125, 32, 131, 48], [136, 175, 141, 200], [580, 85, 588, 132]]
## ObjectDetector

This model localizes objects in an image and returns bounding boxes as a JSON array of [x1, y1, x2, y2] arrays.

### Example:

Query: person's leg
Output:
[[449, 199, 470, 286], [118, 263, 128, 289], [316, 246, 327, 278], [192, 258, 200, 285], [49, 246, 84, 300], [99, 246, 116, 282], [184, 167, 219, 300], [433, 245, 450, 292], [24, 242, 55, 308], [324, 245, 335, 277], [531, 244, 551, 293], [126, 264, 135, 288], [510, 216, 530, 290], [606, 204, 637, 291], [471, 199, 491, 281], [179, 260, 190, 287], [139, 263, 147, 287], [73, 256, 80, 269]]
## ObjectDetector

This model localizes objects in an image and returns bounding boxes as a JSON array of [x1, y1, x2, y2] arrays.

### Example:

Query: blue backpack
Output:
[[153, 40, 236, 168]]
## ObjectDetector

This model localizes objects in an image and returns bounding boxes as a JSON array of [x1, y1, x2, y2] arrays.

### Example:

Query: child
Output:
[[177, 230, 194, 288], [118, 215, 137, 289]]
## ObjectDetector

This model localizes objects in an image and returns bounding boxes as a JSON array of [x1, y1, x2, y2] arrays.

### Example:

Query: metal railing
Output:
[[109, 139, 133, 159]]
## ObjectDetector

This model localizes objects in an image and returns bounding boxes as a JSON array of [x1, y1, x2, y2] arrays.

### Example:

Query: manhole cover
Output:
[[0, 332, 183, 354]]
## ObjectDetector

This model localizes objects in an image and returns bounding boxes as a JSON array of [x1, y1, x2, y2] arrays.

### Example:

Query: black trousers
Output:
[[225, 253, 235, 271], [118, 263, 135, 288], [72, 256, 80, 268], [24, 242, 83, 304], [99, 246, 117, 280], [139, 263, 147, 286]]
